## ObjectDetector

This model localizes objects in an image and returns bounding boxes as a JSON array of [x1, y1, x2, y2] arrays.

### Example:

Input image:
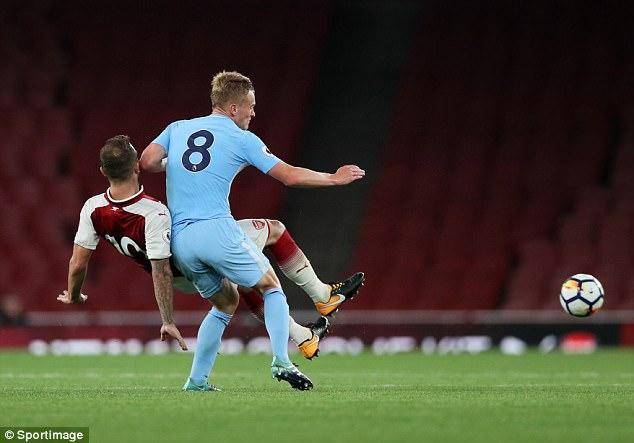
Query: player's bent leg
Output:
[[173, 266, 326, 360], [179, 266, 326, 358], [210, 221, 311, 389], [262, 219, 366, 316], [265, 221, 331, 304]]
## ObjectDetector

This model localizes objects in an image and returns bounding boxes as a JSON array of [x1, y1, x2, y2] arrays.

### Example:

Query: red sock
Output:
[[268, 228, 300, 266], [267, 228, 329, 303], [240, 289, 264, 323]]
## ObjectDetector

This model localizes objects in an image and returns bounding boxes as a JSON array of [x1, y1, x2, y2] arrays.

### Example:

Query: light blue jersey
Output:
[[152, 113, 281, 297], [154, 111, 296, 375], [153, 114, 281, 236]]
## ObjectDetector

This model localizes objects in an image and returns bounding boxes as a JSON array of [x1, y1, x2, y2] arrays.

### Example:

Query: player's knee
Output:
[[254, 269, 281, 294], [266, 219, 285, 244], [211, 281, 239, 314], [211, 297, 238, 315]]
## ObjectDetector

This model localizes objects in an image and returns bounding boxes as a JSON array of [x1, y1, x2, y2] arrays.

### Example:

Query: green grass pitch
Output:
[[1, 350, 633, 443]]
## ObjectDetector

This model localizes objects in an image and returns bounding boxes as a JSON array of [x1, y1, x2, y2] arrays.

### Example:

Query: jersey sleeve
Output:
[[241, 131, 281, 174], [74, 201, 99, 250], [144, 207, 172, 260], [152, 122, 175, 154]]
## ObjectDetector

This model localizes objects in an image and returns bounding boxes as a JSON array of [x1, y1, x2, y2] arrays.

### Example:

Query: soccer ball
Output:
[[560, 274, 604, 317]]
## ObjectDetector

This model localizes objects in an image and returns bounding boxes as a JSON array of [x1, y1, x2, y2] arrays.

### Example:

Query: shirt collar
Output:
[[105, 186, 145, 206]]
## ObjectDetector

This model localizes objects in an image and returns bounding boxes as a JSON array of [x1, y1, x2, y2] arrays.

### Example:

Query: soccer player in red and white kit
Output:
[[58, 135, 364, 359]]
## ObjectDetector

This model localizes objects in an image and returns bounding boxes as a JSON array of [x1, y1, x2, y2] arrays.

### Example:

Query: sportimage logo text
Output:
[[1, 428, 88, 442]]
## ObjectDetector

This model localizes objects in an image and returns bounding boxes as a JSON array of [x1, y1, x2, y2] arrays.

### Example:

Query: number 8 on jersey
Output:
[[182, 130, 214, 172]]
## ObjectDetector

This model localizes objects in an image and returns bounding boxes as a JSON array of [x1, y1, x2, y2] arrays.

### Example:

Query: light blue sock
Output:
[[188, 307, 232, 386], [263, 288, 291, 367]]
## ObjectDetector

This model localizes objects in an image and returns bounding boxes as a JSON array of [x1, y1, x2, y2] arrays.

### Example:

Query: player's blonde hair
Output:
[[100, 135, 138, 181], [210, 71, 254, 109]]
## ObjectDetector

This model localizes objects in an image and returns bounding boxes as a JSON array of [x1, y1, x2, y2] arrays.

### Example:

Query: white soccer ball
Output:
[[560, 274, 604, 317]]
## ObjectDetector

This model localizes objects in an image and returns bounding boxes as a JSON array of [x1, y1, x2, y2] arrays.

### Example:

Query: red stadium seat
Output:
[[7, 0, 634, 317]]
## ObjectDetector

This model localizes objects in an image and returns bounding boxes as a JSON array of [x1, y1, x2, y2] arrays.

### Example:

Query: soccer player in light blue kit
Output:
[[141, 71, 365, 391]]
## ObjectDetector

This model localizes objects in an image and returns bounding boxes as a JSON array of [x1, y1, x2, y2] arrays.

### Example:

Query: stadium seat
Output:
[[3, 1, 334, 313], [7, 0, 634, 317]]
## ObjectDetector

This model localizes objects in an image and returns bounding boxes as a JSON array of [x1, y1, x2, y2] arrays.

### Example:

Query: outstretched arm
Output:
[[58, 244, 92, 304], [140, 143, 168, 173], [150, 258, 188, 351], [268, 161, 365, 188]]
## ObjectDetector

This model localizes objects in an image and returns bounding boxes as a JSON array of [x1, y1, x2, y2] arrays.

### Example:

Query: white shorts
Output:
[[236, 218, 270, 251], [172, 218, 270, 294]]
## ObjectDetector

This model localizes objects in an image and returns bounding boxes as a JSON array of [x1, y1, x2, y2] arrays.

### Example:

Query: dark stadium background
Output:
[[2, 0, 634, 350]]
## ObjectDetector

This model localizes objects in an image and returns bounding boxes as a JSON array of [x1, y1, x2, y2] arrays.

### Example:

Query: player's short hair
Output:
[[100, 135, 138, 181], [210, 71, 254, 109]]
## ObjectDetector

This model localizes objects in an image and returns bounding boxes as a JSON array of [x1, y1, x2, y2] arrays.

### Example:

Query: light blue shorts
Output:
[[171, 218, 271, 298]]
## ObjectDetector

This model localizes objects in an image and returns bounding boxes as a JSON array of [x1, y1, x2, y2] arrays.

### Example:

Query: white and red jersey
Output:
[[74, 186, 172, 274]]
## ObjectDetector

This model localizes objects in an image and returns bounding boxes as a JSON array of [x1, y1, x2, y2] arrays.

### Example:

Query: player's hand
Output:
[[160, 323, 188, 351], [57, 290, 88, 304], [333, 165, 365, 185]]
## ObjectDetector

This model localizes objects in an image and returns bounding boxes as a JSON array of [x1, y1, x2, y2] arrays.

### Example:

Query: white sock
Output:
[[271, 230, 331, 304], [288, 316, 312, 344], [278, 252, 330, 304]]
